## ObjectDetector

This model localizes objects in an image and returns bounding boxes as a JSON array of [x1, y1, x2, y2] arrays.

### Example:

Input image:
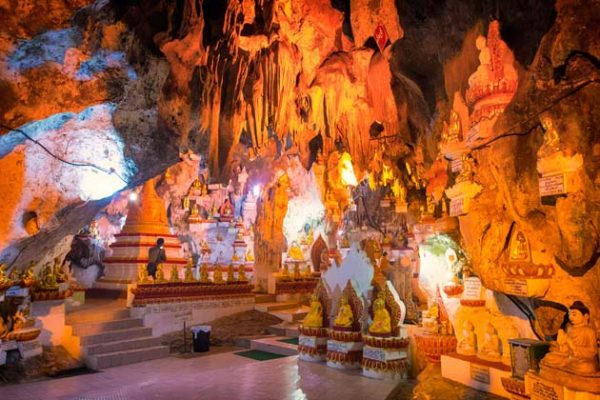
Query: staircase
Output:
[[63, 301, 169, 370], [248, 294, 306, 356]]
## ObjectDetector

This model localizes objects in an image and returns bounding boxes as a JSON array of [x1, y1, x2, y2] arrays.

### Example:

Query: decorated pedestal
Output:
[[414, 333, 457, 363], [362, 283, 409, 380], [298, 280, 331, 362], [131, 281, 254, 306], [526, 369, 600, 400], [326, 281, 365, 370]]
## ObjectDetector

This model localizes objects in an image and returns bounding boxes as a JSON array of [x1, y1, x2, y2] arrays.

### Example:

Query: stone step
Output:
[[254, 301, 300, 313], [80, 327, 153, 346], [254, 294, 277, 304], [66, 307, 130, 325], [270, 306, 309, 323], [250, 336, 298, 356], [86, 336, 163, 356], [267, 322, 300, 338], [72, 318, 144, 336], [87, 345, 170, 370]]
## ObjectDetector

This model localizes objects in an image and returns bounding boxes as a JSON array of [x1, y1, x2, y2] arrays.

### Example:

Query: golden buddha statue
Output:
[[341, 234, 350, 249], [155, 263, 166, 283], [0, 263, 11, 285], [237, 265, 247, 282], [53, 257, 66, 282], [293, 263, 301, 280], [541, 301, 599, 374], [199, 263, 210, 283], [456, 153, 475, 183], [183, 257, 195, 282], [22, 261, 36, 285], [510, 231, 529, 261], [169, 265, 180, 282], [369, 290, 392, 335], [138, 265, 150, 284], [40, 262, 58, 289], [9, 267, 21, 283], [232, 253, 240, 263], [188, 203, 201, 223], [448, 110, 462, 142], [227, 264, 235, 283], [306, 228, 314, 246], [245, 250, 254, 262], [302, 265, 312, 279], [280, 263, 291, 280], [538, 116, 561, 158], [303, 294, 324, 328], [213, 265, 225, 284], [288, 242, 304, 261], [334, 295, 354, 329]]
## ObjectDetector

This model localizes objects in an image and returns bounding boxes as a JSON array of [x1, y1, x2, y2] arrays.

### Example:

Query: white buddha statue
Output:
[[457, 320, 477, 356], [478, 323, 501, 362]]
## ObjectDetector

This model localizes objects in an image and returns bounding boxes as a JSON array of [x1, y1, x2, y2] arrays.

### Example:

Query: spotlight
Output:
[[129, 192, 138, 202]]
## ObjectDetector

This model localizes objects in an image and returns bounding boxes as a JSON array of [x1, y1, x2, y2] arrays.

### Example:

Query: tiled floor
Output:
[[0, 349, 398, 400]]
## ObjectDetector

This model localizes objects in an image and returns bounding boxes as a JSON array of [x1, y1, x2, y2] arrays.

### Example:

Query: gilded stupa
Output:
[[98, 179, 186, 294]]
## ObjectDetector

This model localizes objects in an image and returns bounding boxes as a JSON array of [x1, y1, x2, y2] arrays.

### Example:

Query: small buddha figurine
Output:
[[53, 257, 66, 282], [41, 262, 58, 289], [22, 261, 36, 286], [478, 322, 502, 362], [227, 264, 236, 283], [138, 265, 150, 284], [340, 233, 350, 248], [182, 195, 190, 211], [334, 295, 354, 329], [220, 198, 233, 218], [538, 116, 561, 158], [369, 290, 392, 336], [245, 250, 254, 263], [169, 265, 180, 282], [213, 265, 225, 284], [199, 263, 210, 283], [448, 110, 462, 142], [280, 263, 291, 280], [293, 263, 301, 280], [302, 265, 312, 279], [456, 153, 475, 183], [288, 241, 304, 261], [155, 263, 166, 283], [237, 265, 248, 282], [184, 257, 195, 282], [510, 231, 529, 261], [541, 301, 599, 374], [0, 263, 11, 285], [306, 228, 314, 246], [457, 320, 477, 356], [303, 294, 323, 328], [188, 203, 201, 223]]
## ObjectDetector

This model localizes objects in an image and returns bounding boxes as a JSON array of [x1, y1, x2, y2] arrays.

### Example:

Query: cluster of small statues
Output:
[[0, 258, 66, 290], [456, 320, 502, 362], [137, 257, 247, 285]]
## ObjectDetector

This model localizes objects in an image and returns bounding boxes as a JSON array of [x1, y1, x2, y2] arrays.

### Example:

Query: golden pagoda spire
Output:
[[122, 178, 170, 235]]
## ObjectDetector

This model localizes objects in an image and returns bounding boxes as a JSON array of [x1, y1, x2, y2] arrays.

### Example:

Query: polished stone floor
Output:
[[0, 348, 398, 400]]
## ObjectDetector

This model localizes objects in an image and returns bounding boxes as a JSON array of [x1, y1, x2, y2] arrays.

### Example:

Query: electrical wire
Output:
[[0, 122, 129, 184]]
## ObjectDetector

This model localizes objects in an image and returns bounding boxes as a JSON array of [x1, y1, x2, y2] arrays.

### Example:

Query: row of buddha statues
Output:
[[303, 289, 393, 336], [456, 300, 599, 376], [0, 258, 66, 291], [137, 259, 248, 285]]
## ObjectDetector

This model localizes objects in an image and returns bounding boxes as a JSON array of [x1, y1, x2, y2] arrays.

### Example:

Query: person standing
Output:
[[147, 238, 167, 279]]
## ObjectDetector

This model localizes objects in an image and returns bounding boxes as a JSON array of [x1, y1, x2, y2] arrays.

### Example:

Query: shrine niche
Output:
[[498, 226, 554, 297], [444, 153, 482, 217], [298, 279, 332, 362]]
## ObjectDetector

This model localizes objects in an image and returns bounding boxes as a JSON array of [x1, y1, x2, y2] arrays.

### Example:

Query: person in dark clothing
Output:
[[147, 238, 167, 279]]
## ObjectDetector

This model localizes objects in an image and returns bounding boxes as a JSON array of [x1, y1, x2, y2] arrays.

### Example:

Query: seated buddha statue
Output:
[[478, 322, 501, 362], [293, 263, 301, 280], [303, 294, 324, 328], [53, 257, 66, 282], [41, 263, 58, 289], [169, 265, 180, 282], [280, 263, 291, 280], [541, 301, 599, 375], [288, 242, 304, 261], [457, 320, 477, 356], [220, 198, 234, 220], [246, 251, 254, 263], [227, 264, 236, 283], [369, 291, 392, 336], [22, 262, 36, 286], [306, 228, 314, 246], [138, 265, 150, 284], [213, 265, 225, 284], [0, 263, 11, 285], [334, 295, 354, 329], [199, 263, 210, 283], [155, 263, 166, 283], [237, 265, 247, 282], [188, 203, 202, 223]]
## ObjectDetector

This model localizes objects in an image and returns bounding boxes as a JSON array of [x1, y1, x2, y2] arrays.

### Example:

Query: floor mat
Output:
[[234, 350, 290, 361], [277, 337, 299, 345]]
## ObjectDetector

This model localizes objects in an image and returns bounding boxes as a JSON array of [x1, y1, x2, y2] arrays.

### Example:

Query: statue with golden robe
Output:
[[334, 295, 354, 329], [369, 290, 392, 336], [303, 294, 324, 328]]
